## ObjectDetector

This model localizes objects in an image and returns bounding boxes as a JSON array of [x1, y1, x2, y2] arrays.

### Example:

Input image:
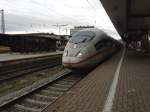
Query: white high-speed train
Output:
[[62, 28, 121, 68]]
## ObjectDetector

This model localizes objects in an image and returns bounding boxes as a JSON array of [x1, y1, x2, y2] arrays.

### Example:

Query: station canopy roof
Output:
[[100, 0, 150, 39]]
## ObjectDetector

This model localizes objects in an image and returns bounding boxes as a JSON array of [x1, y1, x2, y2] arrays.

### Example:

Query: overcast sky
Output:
[[0, 0, 120, 39]]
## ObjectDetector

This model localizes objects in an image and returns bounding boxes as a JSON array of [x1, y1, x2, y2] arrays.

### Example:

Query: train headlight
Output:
[[73, 44, 77, 48], [77, 52, 82, 57]]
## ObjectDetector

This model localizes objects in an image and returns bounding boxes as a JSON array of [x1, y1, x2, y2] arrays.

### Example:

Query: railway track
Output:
[[0, 69, 83, 112], [0, 55, 62, 82]]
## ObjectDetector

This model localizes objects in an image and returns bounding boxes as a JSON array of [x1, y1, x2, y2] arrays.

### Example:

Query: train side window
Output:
[[95, 39, 106, 50], [106, 40, 113, 47]]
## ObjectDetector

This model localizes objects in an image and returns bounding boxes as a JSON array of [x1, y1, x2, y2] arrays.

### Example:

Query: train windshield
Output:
[[69, 31, 96, 44]]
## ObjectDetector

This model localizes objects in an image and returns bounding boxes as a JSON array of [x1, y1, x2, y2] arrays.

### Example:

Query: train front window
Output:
[[69, 31, 96, 44]]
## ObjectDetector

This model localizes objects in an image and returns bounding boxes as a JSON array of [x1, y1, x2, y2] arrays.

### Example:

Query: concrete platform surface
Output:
[[44, 49, 150, 112], [43, 51, 122, 112], [112, 50, 150, 112], [0, 51, 62, 62]]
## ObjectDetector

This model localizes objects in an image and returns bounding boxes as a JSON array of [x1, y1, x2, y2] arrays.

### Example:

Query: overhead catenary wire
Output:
[[85, 0, 105, 25]]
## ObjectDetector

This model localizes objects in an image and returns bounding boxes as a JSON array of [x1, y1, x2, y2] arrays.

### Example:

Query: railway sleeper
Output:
[[53, 83, 72, 88], [47, 86, 68, 92], [51, 84, 69, 90], [41, 89, 63, 96], [14, 104, 41, 112], [54, 81, 74, 86], [24, 98, 49, 107], [15, 102, 42, 110], [30, 94, 56, 102], [62, 77, 79, 81], [57, 80, 75, 85], [61, 78, 78, 82]]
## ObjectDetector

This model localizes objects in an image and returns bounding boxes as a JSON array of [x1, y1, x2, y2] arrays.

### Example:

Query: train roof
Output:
[[78, 28, 105, 34], [72, 28, 121, 41]]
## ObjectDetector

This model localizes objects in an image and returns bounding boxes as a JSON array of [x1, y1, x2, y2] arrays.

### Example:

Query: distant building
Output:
[[9, 33, 57, 53], [0, 33, 60, 53], [70, 26, 94, 36]]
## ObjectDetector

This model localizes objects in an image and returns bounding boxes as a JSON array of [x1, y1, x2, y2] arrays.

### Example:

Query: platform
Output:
[[43, 49, 150, 112], [0, 51, 62, 62]]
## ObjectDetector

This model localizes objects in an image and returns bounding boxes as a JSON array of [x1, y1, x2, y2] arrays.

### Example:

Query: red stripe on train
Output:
[[63, 51, 102, 65]]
